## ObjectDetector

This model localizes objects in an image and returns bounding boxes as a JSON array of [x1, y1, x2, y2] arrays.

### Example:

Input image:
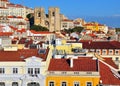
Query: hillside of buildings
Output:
[[0, 0, 120, 86]]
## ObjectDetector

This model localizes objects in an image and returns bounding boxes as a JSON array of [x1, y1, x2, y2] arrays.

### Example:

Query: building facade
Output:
[[0, 0, 34, 18], [46, 57, 100, 86], [0, 48, 51, 86]]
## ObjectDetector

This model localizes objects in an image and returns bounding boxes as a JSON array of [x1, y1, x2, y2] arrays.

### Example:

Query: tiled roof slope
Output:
[[104, 58, 118, 69], [48, 57, 98, 71], [81, 41, 120, 49], [0, 48, 49, 61], [100, 61, 120, 85]]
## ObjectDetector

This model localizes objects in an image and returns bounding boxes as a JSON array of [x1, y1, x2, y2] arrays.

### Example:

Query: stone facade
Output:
[[34, 7, 61, 32], [34, 7, 46, 27]]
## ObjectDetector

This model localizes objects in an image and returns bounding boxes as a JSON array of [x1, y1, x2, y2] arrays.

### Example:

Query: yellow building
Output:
[[46, 57, 100, 86], [51, 39, 83, 55], [84, 22, 106, 32]]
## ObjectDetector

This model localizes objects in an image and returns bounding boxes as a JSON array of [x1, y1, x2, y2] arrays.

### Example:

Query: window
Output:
[[74, 72, 79, 75], [28, 68, 40, 75], [27, 82, 40, 86], [62, 82, 67, 86], [115, 50, 119, 55], [0, 82, 5, 86], [0, 68, 5, 74], [13, 68, 18, 74], [102, 49, 106, 55], [96, 49, 100, 54], [52, 12, 55, 16], [74, 82, 79, 86], [35, 68, 40, 74], [49, 71, 54, 74], [12, 82, 18, 86], [86, 82, 92, 86], [109, 50, 113, 55], [49, 82, 54, 86], [115, 57, 119, 61], [28, 68, 33, 75], [38, 12, 41, 17], [62, 71, 67, 74]]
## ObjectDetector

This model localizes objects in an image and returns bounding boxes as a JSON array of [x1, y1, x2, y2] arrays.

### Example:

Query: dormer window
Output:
[[102, 49, 107, 55], [96, 49, 101, 54], [109, 49, 113, 55], [115, 50, 119, 55]]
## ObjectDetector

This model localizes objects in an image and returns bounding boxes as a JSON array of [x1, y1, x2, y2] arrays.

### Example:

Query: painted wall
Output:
[[46, 76, 100, 86]]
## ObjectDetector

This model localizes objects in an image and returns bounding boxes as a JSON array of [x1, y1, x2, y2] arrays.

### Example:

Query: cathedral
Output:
[[34, 7, 61, 32]]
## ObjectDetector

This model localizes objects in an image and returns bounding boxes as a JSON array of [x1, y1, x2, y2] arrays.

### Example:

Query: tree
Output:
[[30, 25, 49, 31], [63, 26, 84, 33], [26, 13, 34, 27], [116, 28, 120, 33], [72, 26, 84, 33]]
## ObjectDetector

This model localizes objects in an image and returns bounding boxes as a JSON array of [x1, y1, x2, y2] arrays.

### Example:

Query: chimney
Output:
[[70, 57, 73, 68]]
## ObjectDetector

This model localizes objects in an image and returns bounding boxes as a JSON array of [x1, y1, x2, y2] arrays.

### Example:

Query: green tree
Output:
[[72, 26, 84, 33], [30, 25, 49, 31], [26, 13, 34, 27], [116, 28, 120, 33], [63, 26, 84, 33]]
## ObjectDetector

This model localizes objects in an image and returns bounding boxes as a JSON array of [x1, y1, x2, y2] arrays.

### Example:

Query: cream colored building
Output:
[[0, 0, 34, 18], [61, 19, 74, 30], [0, 48, 52, 86]]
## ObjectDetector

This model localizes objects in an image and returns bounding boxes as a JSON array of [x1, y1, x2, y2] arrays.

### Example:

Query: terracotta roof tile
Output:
[[0, 48, 49, 61], [0, 32, 13, 36], [100, 61, 120, 85], [48, 57, 98, 71], [17, 29, 26, 33], [30, 30, 53, 34], [81, 41, 120, 49], [62, 19, 73, 22], [104, 58, 118, 69]]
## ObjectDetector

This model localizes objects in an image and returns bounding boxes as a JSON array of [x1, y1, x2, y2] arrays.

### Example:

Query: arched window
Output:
[[52, 12, 55, 16], [12, 82, 18, 86], [38, 12, 41, 17], [0, 82, 5, 86]]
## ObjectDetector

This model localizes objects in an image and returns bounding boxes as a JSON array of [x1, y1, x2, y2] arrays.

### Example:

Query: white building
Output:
[[0, 0, 34, 18], [61, 19, 74, 30], [0, 48, 52, 86]]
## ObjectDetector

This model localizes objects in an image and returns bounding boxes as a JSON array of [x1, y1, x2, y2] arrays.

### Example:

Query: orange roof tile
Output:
[[17, 29, 26, 33], [100, 61, 120, 85], [0, 32, 13, 36], [17, 22, 25, 25], [62, 19, 73, 22], [81, 41, 120, 49], [104, 58, 118, 69], [48, 57, 98, 71], [0, 48, 49, 61], [30, 30, 53, 34], [9, 25, 17, 31]]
